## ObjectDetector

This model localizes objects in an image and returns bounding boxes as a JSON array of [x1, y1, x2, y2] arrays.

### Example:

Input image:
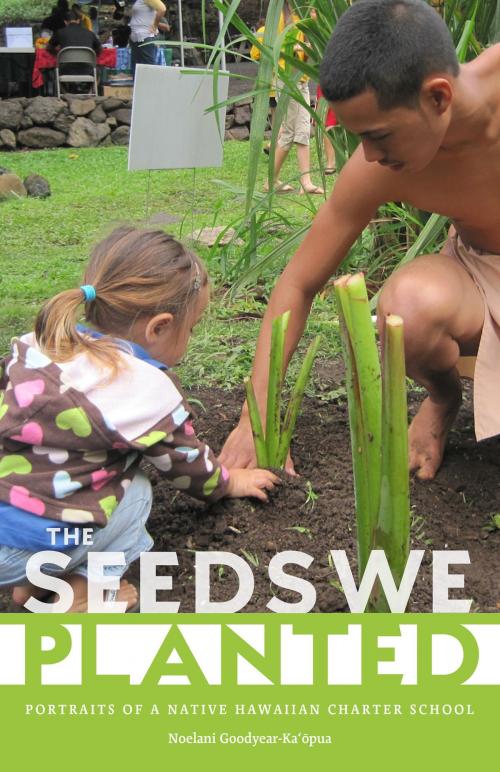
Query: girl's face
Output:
[[143, 283, 209, 368]]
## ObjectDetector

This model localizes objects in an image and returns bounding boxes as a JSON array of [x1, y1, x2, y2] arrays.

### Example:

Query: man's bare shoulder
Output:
[[333, 145, 404, 207], [467, 42, 500, 75]]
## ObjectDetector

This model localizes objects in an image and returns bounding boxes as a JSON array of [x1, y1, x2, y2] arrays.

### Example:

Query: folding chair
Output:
[[55, 46, 98, 98]]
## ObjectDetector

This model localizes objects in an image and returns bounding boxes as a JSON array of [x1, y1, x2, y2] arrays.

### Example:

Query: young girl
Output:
[[0, 227, 278, 612]]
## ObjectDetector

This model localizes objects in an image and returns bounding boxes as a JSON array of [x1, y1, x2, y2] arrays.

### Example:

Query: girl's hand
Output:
[[226, 468, 280, 502]]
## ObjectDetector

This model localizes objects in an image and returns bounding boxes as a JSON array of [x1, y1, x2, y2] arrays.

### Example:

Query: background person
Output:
[[72, 4, 93, 31], [250, 19, 278, 156], [265, 1, 324, 195], [310, 7, 336, 173], [130, 0, 167, 77], [89, 6, 99, 37], [48, 8, 101, 84], [317, 84, 337, 173], [42, 0, 70, 33]]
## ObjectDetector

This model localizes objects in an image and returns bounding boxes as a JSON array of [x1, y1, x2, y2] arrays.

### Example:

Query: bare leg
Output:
[[296, 143, 324, 193], [406, 361, 463, 481], [378, 253, 484, 480], [324, 132, 335, 170], [297, 142, 312, 188], [273, 144, 289, 183], [13, 575, 138, 612], [263, 144, 292, 191], [264, 105, 277, 154]]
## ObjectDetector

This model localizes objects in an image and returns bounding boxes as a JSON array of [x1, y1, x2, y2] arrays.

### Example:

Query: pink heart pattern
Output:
[[91, 468, 117, 491], [11, 422, 43, 446], [183, 420, 195, 436], [14, 379, 45, 408], [10, 485, 45, 516]]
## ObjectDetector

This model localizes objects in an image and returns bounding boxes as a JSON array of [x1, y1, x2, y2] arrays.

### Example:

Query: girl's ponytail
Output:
[[35, 287, 89, 360], [35, 286, 123, 374]]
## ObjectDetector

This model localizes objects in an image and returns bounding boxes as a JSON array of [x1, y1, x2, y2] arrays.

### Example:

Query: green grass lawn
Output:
[[0, 142, 342, 392]]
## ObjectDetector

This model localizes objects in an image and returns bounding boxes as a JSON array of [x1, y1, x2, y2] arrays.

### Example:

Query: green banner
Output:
[[0, 613, 498, 767]]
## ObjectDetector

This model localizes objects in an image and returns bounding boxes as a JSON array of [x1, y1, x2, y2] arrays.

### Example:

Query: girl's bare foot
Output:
[[409, 392, 462, 480], [12, 583, 52, 606], [68, 575, 139, 612], [14, 575, 139, 612]]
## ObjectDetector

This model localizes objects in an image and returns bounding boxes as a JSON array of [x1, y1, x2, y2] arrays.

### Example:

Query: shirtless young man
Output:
[[220, 0, 500, 481]]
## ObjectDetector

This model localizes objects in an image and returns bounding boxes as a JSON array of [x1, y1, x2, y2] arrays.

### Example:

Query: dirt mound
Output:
[[1, 380, 498, 613]]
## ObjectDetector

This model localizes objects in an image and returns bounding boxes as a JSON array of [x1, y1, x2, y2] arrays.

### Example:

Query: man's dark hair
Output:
[[65, 9, 81, 23], [319, 0, 459, 109]]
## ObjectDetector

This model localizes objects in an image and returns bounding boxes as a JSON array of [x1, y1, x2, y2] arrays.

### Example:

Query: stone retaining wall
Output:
[[0, 95, 254, 151]]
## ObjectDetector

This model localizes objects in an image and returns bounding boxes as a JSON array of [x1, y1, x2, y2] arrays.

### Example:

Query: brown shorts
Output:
[[277, 80, 311, 150], [442, 227, 500, 440]]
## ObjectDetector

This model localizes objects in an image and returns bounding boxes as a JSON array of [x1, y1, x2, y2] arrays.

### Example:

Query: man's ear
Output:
[[420, 76, 453, 115], [144, 312, 174, 343]]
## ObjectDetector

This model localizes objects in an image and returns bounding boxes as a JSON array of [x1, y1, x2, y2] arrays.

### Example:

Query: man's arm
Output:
[[220, 149, 395, 470]]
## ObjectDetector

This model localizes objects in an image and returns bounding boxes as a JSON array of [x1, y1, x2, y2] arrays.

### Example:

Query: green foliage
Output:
[[303, 481, 319, 510], [443, 0, 499, 51], [286, 524, 314, 538], [484, 513, 500, 532], [210, 0, 499, 289], [335, 274, 410, 610], [240, 548, 259, 567], [0, 0, 52, 24], [245, 311, 321, 468], [0, 144, 341, 392]]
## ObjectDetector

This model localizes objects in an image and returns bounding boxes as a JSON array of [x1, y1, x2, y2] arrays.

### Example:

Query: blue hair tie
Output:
[[80, 284, 96, 303]]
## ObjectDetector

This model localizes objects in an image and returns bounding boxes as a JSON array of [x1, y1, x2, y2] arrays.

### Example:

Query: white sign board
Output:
[[128, 65, 229, 171], [5, 27, 33, 48]]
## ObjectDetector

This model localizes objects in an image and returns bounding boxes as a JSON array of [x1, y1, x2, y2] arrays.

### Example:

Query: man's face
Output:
[[331, 88, 448, 174]]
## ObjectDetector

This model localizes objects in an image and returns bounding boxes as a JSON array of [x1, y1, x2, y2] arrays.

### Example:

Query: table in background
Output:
[[0, 47, 35, 97], [32, 47, 117, 90]]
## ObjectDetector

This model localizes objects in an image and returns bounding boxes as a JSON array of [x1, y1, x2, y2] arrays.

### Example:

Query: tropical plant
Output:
[[334, 272, 410, 612], [210, 0, 498, 290], [442, 0, 499, 50], [244, 310, 321, 468], [0, 0, 52, 24]]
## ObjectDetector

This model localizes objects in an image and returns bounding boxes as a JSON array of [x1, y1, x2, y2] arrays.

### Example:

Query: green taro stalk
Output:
[[245, 311, 320, 469], [373, 314, 410, 609], [334, 274, 382, 579], [334, 273, 410, 611]]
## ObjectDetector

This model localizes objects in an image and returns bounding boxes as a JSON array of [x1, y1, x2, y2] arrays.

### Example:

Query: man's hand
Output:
[[219, 416, 297, 476], [226, 468, 280, 502], [219, 416, 257, 470]]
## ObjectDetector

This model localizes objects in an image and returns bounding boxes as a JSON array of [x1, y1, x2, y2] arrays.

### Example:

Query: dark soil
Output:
[[1, 366, 499, 613]]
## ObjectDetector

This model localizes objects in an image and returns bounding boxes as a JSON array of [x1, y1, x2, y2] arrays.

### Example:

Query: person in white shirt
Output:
[[129, 0, 166, 77]]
